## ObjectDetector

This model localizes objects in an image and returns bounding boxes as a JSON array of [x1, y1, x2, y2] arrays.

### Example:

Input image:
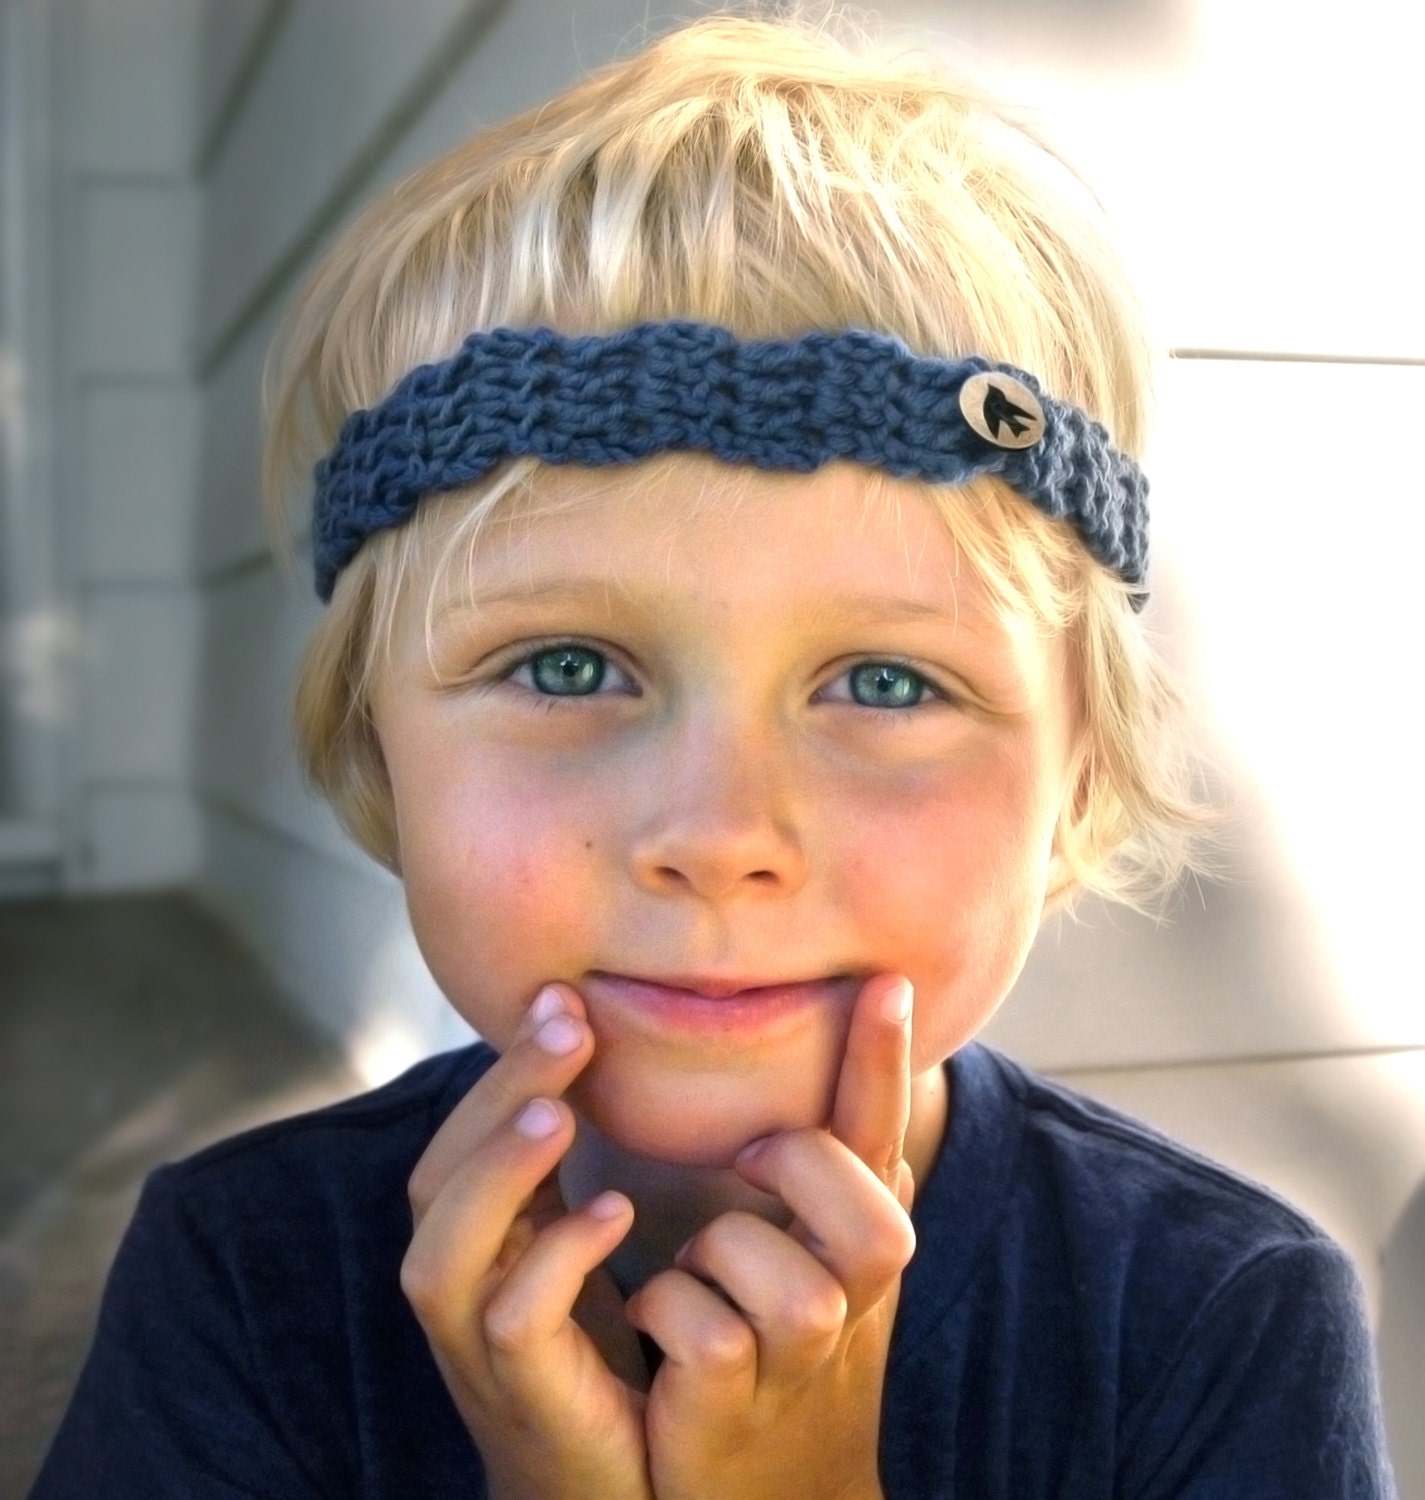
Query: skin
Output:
[[373, 456, 1080, 1498]]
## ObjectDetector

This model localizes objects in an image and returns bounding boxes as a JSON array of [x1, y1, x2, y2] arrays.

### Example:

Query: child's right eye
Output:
[[501, 643, 636, 698]]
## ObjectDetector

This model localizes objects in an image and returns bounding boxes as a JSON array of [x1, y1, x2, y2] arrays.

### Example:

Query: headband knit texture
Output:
[[312, 321, 1149, 606]]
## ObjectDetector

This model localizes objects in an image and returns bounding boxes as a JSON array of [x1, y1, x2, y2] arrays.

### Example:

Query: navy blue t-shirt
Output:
[[32, 1042, 1396, 1497]]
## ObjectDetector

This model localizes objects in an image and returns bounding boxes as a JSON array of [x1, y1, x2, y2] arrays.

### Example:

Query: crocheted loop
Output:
[[311, 321, 1148, 607]]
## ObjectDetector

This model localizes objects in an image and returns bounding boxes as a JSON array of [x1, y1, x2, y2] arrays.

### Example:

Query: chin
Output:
[[570, 1062, 835, 1169]]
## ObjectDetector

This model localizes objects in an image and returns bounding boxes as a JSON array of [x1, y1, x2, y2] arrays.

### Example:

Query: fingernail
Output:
[[736, 1136, 770, 1167], [530, 985, 565, 1025], [534, 1015, 584, 1056], [586, 1191, 630, 1222], [514, 1099, 562, 1140], [880, 979, 913, 1025]]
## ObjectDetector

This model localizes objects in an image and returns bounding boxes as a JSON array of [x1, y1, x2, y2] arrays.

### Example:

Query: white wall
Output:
[[0, 0, 205, 894], [16, 0, 1418, 1486], [0, 0, 64, 894]]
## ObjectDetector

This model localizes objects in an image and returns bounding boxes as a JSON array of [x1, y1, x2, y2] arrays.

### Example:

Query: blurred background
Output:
[[0, 0, 1421, 1492]]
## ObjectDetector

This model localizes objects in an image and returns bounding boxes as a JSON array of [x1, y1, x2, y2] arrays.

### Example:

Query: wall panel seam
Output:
[[196, 0, 508, 380], [82, 776, 195, 793], [1050, 1042, 1425, 1077], [194, 0, 295, 179], [1170, 348, 1425, 367], [198, 550, 279, 590]]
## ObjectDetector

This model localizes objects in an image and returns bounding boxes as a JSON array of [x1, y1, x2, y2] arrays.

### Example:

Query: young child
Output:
[[35, 14, 1395, 1498]]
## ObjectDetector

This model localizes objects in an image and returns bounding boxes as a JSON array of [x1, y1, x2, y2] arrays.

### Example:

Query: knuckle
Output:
[[406, 1160, 439, 1216], [482, 1297, 536, 1356], [693, 1316, 756, 1374], [399, 1247, 445, 1321], [695, 1211, 747, 1262], [890, 1211, 918, 1269], [867, 1212, 917, 1281], [782, 1281, 847, 1341]]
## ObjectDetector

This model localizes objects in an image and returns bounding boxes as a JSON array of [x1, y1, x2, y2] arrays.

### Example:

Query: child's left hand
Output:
[[626, 973, 918, 1500]]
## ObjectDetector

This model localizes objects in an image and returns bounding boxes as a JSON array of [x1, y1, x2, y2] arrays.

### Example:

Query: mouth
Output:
[[582, 970, 859, 1035]]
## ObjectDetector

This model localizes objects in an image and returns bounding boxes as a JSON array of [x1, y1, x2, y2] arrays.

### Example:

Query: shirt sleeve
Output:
[[1118, 1237, 1398, 1500], [29, 1164, 341, 1500]]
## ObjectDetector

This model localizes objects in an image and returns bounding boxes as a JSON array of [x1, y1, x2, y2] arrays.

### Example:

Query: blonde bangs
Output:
[[264, 14, 1151, 534]]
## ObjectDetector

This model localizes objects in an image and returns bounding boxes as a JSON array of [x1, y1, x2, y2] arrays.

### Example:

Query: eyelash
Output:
[[488, 639, 953, 718]]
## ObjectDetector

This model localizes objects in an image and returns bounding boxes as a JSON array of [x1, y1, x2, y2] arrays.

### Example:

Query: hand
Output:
[[400, 985, 653, 1500], [625, 973, 917, 1500]]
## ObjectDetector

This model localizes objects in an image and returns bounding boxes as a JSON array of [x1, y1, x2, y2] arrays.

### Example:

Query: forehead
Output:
[[412, 456, 983, 622]]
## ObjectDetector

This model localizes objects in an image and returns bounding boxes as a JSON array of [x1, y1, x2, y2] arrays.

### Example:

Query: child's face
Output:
[[371, 457, 1078, 1167]]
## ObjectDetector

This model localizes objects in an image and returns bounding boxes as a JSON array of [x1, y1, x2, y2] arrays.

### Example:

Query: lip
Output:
[[584, 970, 857, 1034]]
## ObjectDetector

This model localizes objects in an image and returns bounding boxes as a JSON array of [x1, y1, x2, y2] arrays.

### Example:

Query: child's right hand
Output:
[[400, 984, 653, 1500]]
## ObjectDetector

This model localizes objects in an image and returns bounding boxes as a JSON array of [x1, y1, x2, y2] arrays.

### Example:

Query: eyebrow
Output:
[[434, 579, 967, 627], [432, 579, 627, 624]]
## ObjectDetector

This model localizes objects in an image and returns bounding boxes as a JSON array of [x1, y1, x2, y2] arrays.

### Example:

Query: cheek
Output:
[[395, 758, 604, 1042], [823, 758, 1058, 1058]]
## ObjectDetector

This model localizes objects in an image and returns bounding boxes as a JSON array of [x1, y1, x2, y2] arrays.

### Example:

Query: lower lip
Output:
[[583, 972, 853, 1035]]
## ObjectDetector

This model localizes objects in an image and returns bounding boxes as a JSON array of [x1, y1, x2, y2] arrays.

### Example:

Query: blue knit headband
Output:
[[312, 321, 1148, 606]]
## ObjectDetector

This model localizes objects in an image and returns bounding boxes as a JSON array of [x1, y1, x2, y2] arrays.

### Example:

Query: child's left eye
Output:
[[821, 660, 943, 711]]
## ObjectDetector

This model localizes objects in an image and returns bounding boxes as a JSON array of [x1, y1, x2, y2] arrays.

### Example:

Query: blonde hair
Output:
[[265, 11, 1212, 910]]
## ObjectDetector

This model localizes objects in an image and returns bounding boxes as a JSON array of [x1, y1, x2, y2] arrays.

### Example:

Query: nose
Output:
[[625, 719, 809, 902]]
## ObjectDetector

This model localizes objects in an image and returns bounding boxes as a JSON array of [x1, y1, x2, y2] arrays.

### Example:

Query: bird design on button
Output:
[[958, 372, 1046, 450]]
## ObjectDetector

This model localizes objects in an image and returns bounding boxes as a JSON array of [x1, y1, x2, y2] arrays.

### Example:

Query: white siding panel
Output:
[[1151, 358, 1423, 1047], [903, 0, 1425, 357], [71, 0, 199, 175], [983, 358, 1424, 1072], [85, 587, 198, 782], [82, 384, 198, 582], [196, 301, 281, 576], [988, 872, 1371, 1071], [371, 0, 694, 188], [83, 783, 200, 890], [198, 802, 474, 1074], [194, 0, 684, 577], [196, 0, 493, 363], [196, 560, 362, 871], [196, 0, 285, 159], [76, 184, 196, 378]]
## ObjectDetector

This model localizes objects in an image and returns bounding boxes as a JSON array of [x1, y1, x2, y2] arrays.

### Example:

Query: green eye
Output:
[[530, 646, 606, 695], [848, 662, 927, 709]]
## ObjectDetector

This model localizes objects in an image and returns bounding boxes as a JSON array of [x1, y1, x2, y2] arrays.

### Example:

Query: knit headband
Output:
[[312, 321, 1148, 606]]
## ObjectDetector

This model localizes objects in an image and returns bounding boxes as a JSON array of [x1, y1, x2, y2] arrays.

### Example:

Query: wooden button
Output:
[[958, 372, 1045, 450]]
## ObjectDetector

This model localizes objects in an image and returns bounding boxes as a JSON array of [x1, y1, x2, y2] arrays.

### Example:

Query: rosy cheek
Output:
[[822, 768, 1049, 1056], [399, 776, 593, 1022]]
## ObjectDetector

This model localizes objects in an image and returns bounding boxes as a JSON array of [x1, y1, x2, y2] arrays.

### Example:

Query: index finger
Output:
[[408, 982, 593, 1218], [828, 974, 913, 1185]]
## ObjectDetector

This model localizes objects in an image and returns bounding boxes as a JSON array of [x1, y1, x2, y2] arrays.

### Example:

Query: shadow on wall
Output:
[[995, 779, 1363, 1076], [993, 547, 1364, 1070], [1381, 1185, 1425, 1498]]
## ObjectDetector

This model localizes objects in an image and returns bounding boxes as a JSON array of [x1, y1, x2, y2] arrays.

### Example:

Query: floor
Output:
[[0, 892, 359, 1499]]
